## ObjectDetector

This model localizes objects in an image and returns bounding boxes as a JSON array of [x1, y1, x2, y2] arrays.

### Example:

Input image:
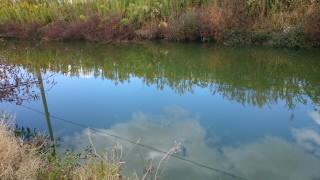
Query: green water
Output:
[[1, 41, 320, 180]]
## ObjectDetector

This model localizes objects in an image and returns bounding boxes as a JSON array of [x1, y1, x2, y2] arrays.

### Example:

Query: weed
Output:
[[0, 112, 43, 180]]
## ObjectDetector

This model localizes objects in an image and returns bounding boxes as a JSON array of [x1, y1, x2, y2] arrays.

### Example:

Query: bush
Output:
[[163, 9, 200, 41], [198, 1, 246, 42], [304, 3, 320, 42], [251, 31, 273, 45], [0, 21, 43, 40], [271, 26, 308, 48], [224, 28, 251, 45], [43, 13, 136, 41]]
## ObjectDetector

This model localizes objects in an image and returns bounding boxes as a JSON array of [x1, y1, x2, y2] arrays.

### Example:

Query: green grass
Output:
[[0, 0, 314, 25], [0, 0, 230, 24]]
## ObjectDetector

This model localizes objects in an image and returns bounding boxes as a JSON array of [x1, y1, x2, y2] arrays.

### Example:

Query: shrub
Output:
[[304, 3, 320, 42], [198, 1, 246, 41], [43, 13, 136, 41], [271, 26, 308, 48], [42, 20, 85, 41], [224, 28, 251, 45], [124, 2, 165, 28], [0, 21, 43, 40], [251, 31, 273, 45], [162, 10, 201, 41]]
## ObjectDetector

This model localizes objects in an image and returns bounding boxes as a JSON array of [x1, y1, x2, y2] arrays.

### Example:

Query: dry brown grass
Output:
[[304, 3, 320, 41], [249, 0, 315, 32], [0, 112, 43, 180], [72, 133, 123, 180], [251, 8, 308, 31], [0, 112, 123, 180], [199, 1, 246, 41]]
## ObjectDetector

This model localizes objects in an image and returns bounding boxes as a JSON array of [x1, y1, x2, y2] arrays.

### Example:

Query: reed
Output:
[[0, 0, 219, 24], [0, 0, 318, 45], [0, 112, 124, 180], [0, 112, 43, 180], [0, 0, 313, 23]]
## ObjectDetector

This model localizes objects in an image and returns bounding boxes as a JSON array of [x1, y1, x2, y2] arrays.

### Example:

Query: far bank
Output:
[[0, 0, 319, 48]]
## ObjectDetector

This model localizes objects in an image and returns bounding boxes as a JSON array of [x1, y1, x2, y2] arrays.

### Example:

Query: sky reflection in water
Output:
[[1, 42, 320, 179], [63, 106, 320, 180]]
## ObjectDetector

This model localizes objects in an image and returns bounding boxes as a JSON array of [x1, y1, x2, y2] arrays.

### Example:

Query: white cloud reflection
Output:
[[292, 128, 320, 156], [63, 107, 320, 180], [309, 110, 320, 125], [290, 109, 320, 157]]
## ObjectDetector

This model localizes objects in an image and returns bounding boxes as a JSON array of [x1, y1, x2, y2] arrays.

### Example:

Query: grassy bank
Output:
[[0, 113, 124, 180], [0, 0, 319, 47]]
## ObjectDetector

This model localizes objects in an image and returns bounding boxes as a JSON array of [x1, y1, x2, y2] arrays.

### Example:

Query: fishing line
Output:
[[20, 104, 248, 180]]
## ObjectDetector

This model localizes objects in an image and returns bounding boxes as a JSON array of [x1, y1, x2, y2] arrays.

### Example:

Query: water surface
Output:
[[1, 42, 320, 180]]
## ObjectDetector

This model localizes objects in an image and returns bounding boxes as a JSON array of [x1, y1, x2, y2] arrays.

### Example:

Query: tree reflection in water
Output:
[[1, 42, 319, 110], [0, 60, 55, 105], [0, 55, 56, 150]]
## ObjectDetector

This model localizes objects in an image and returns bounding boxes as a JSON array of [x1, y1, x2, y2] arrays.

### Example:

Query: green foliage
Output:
[[271, 26, 308, 48], [251, 31, 272, 45], [12, 125, 38, 141], [224, 28, 251, 44], [39, 149, 81, 180], [246, 0, 310, 17], [123, 1, 165, 26], [2, 41, 319, 108], [175, 10, 200, 40]]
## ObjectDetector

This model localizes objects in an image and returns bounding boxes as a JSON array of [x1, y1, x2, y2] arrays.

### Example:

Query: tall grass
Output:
[[246, 0, 310, 16], [0, 112, 42, 179], [0, 111, 123, 180], [0, 0, 314, 25], [0, 0, 318, 45], [246, 0, 314, 31], [0, 0, 313, 23], [0, 0, 220, 24]]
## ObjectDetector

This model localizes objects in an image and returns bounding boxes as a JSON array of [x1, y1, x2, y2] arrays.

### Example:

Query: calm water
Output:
[[1, 41, 320, 180]]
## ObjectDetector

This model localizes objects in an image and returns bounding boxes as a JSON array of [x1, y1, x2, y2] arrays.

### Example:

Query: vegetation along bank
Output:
[[0, 112, 126, 180], [0, 0, 319, 47]]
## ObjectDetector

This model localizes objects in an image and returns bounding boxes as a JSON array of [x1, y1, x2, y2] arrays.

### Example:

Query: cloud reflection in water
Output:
[[63, 106, 320, 180], [309, 110, 320, 125]]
